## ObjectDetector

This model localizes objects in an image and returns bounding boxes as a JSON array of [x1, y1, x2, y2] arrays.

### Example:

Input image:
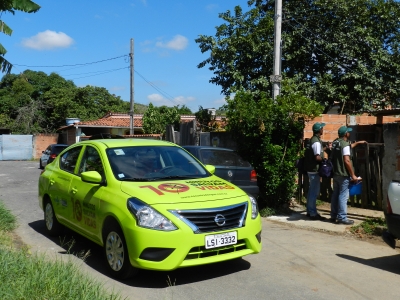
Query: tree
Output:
[[226, 87, 322, 208], [196, 0, 400, 113], [142, 103, 180, 135], [0, 0, 41, 73], [0, 70, 132, 133], [175, 104, 193, 115], [194, 106, 224, 132]]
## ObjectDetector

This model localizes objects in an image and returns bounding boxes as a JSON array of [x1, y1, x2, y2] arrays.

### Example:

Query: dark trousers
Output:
[[320, 177, 333, 202]]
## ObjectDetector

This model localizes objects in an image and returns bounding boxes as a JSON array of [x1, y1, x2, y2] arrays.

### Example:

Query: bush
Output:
[[226, 89, 322, 209]]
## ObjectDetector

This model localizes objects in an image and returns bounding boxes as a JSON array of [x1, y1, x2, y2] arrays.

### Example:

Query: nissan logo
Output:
[[214, 214, 226, 226]]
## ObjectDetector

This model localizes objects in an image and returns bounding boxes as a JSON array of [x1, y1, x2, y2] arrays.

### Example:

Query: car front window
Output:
[[106, 146, 209, 181]]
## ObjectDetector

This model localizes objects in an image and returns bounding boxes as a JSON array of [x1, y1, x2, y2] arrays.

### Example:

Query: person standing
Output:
[[304, 122, 326, 220], [330, 126, 366, 224]]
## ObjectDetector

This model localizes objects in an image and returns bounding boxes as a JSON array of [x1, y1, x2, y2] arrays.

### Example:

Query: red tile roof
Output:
[[57, 112, 197, 131]]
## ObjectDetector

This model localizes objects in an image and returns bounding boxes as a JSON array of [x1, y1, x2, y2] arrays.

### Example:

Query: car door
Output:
[[68, 145, 105, 241], [47, 145, 83, 225]]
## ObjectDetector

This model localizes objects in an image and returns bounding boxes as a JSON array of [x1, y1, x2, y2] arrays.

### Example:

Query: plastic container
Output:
[[349, 182, 362, 196]]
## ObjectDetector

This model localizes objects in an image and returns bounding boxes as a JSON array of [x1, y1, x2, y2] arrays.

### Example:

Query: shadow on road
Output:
[[29, 220, 251, 288], [337, 253, 400, 275]]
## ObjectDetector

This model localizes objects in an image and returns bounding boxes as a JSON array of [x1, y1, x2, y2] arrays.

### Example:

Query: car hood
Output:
[[120, 176, 247, 205]]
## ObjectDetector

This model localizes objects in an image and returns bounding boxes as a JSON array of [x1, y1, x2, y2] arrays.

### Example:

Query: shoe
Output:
[[306, 213, 310, 217], [309, 214, 327, 221], [324, 218, 336, 223], [337, 219, 354, 225]]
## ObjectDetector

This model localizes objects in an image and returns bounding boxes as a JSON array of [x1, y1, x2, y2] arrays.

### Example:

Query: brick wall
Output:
[[33, 134, 59, 159], [304, 114, 400, 142]]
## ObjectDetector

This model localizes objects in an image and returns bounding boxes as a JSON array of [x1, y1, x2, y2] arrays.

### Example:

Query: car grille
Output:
[[185, 239, 247, 260], [169, 202, 247, 233]]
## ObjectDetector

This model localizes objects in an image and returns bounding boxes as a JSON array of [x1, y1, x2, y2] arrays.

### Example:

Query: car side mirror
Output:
[[81, 171, 103, 184], [205, 164, 215, 174]]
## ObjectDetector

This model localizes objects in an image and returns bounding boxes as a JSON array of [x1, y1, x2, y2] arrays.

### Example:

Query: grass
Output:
[[0, 200, 123, 300], [350, 217, 387, 236]]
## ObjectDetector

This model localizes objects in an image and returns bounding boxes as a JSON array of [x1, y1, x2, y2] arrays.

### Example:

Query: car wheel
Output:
[[103, 222, 137, 279], [44, 199, 63, 236], [39, 159, 43, 169]]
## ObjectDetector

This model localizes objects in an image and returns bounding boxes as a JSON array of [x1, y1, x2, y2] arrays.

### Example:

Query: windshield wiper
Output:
[[159, 175, 199, 180], [120, 177, 156, 182]]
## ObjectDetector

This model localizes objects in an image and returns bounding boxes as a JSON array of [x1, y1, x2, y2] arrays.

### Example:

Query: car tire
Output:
[[44, 199, 63, 236], [39, 159, 43, 169], [103, 222, 138, 279]]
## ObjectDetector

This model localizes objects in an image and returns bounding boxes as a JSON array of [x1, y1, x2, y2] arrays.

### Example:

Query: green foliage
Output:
[[350, 217, 387, 236], [176, 104, 193, 115], [226, 88, 322, 208], [197, 0, 400, 113], [0, 70, 133, 133], [0, 0, 41, 73], [0, 201, 17, 232], [0, 248, 122, 299], [142, 103, 180, 135]]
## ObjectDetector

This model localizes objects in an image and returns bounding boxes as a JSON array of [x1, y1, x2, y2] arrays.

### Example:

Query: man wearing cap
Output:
[[330, 126, 366, 225], [304, 122, 326, 220]]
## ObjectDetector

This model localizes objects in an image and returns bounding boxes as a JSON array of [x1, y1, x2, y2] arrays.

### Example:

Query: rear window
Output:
[[200, 149, 251, 167], [53, 146, 68, 154]]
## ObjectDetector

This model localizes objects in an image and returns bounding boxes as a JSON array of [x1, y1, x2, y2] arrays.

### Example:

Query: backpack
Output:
[[318, 158, 333, 178]]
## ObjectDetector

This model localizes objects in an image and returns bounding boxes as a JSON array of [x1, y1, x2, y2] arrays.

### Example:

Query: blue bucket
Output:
[[349, 182, 362, 196]]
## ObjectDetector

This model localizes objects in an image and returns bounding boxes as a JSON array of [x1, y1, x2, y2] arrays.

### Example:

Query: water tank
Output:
[[65, 118, 81, 126]]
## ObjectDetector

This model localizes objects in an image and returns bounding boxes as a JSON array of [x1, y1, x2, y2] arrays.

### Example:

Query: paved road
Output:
[[1, 161, 400, 300]]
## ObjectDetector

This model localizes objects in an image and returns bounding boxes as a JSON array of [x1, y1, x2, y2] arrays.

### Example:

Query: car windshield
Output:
[[106, 146, 209, 181], [200, 149, 251, 167]]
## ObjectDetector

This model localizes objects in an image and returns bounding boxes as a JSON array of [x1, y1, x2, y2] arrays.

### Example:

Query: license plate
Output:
[[205, 231, 237, 249]]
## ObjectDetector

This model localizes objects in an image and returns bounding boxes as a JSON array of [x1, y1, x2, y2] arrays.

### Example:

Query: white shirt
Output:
[[308, 141, 322, 175], [342, 145, 350, 156]]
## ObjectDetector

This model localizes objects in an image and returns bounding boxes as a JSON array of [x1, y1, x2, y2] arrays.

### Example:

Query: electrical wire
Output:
[[134, 69, 179, 106], [13, 55, 128, 68]]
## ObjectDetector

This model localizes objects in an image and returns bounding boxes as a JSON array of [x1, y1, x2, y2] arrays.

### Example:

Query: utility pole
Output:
[[129, 38, 135, 135], [270, 0, 282, 101]]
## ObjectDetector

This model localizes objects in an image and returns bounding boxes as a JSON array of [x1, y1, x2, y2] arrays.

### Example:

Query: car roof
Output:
[[78, 138, 177, 148], [182, 145, 234, 151]]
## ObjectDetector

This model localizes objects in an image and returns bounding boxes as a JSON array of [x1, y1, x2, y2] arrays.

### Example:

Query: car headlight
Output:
[[127, 198, 177, 231], [249, 196, 259, 219]]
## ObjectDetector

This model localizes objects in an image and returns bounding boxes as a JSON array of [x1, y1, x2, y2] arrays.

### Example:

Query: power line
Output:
[[134, 69, 179, 106], [13, 55, 128, 68], [65, 66, 130, 80]]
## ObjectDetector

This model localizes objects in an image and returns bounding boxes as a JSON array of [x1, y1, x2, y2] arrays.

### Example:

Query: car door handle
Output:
[[71, 187, 78, 194], [50, 179, 55, 185]]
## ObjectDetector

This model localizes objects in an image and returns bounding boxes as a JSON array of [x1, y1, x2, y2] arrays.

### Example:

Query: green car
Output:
[[38, 138, 262, 279]]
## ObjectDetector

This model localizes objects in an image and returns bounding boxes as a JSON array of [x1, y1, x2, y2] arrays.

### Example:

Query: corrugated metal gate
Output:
[[0, 135, 33, 160]]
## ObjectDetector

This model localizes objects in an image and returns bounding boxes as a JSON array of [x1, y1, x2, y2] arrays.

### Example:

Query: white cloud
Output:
[[214, 97, 227, 106], [21, 30, 74, 50], [147, 93, 195, 107], [155, 35, 188, 50]]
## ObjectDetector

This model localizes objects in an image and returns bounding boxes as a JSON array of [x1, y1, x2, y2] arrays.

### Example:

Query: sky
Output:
[[1, 0, 253, 113]]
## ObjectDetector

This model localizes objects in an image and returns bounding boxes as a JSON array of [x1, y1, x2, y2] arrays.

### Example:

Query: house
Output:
[[57, 112, 197, 144]]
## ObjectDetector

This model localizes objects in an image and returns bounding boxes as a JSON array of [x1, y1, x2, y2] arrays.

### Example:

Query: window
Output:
[[59, 147, 82, 173], [200, 149, 251, 167], [79, 146, 104, 177]]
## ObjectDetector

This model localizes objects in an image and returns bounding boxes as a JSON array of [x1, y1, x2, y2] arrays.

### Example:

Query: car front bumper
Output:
[[122, 209, 262, 271]]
